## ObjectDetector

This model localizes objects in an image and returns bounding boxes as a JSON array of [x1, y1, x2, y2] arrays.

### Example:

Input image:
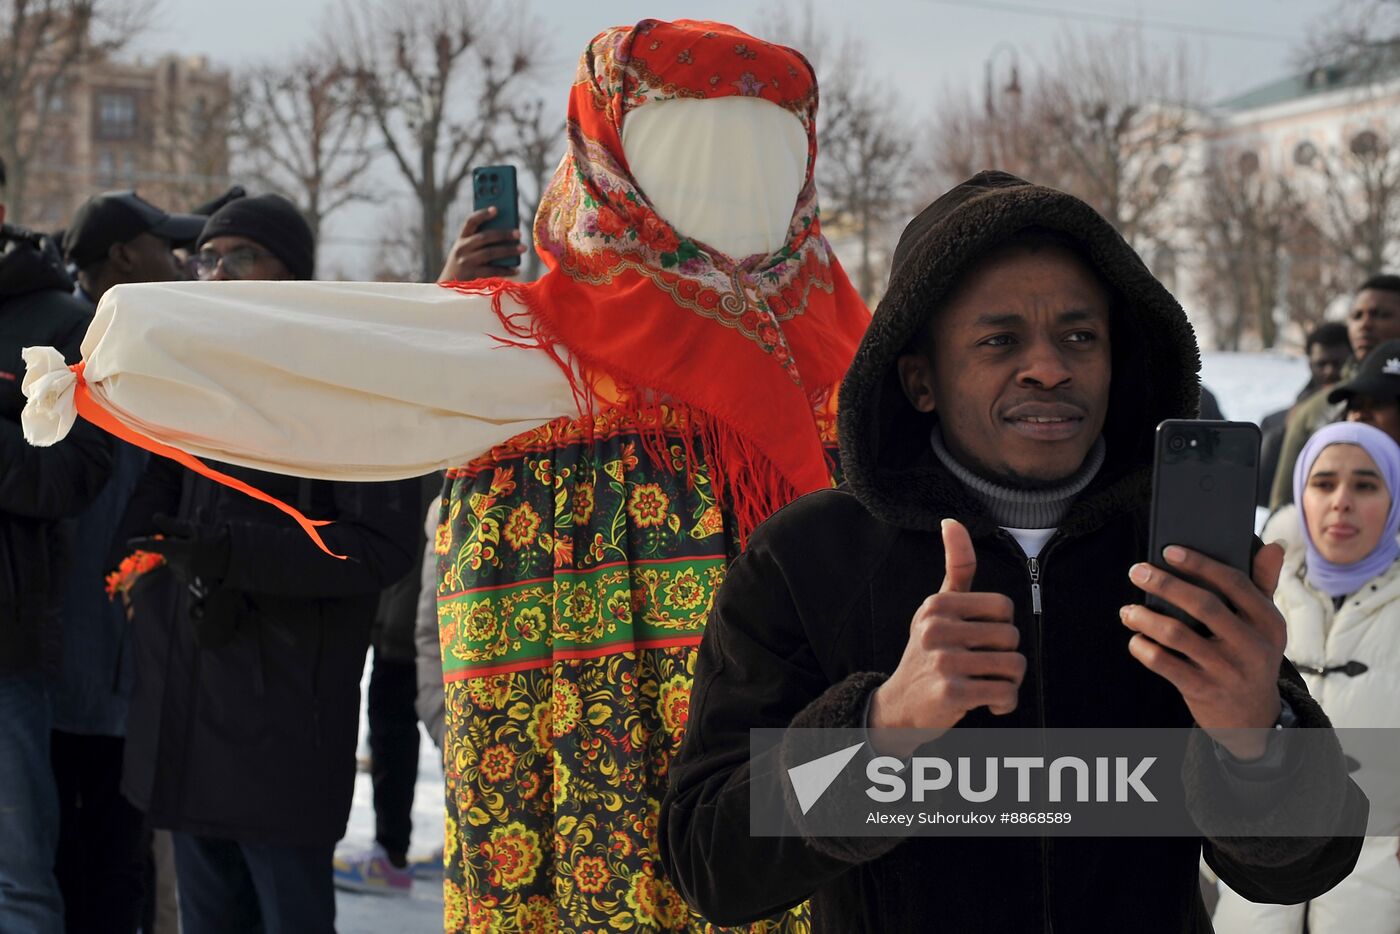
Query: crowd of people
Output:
[[2, 15, 1397, 934]]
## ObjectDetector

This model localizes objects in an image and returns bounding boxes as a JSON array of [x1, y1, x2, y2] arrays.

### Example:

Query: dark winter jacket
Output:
[[0, 225, 112, 675], [1257, 407, 1288, 508], [372, 472, 443, 662], [118, 456, 421, 846], [51, 285, 149, 735], [659, 172, 1366, 933]]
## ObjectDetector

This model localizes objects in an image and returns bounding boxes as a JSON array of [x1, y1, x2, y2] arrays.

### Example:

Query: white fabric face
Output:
[[22, 280, 579, 480], [621, 96, 807, 261]]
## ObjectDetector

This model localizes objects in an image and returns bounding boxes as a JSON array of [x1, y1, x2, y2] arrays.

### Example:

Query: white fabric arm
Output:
[[20, 346, 79, 445], [22, 280, 579, 480]]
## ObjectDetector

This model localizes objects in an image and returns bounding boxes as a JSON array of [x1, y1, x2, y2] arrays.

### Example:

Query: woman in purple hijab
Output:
[[1214, 419, 1400, 933], [1294, 421, 1400, 601]]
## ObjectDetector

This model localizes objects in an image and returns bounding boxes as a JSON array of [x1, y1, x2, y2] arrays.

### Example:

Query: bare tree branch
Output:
[[0, 0, 158, 222], [1296, 122, 1400, 277], [498, 96, 563, 279], [230, 47, 377, 253], [763, 4, 915, 303], [1297, 0, 1400, 72], [334, 0, 539, 281], [925, 25, 1201, 255], [1192, 149, 1304, 349]]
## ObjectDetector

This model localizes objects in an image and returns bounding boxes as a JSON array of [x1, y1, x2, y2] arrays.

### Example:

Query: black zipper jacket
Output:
[[118, 456, 421, 846], [0, 225, 112, 675], [659, 173, 1366, 932]]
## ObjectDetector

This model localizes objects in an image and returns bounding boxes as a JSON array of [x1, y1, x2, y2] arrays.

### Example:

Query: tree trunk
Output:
[[858, 204, 874, 303], [1256, 266, 1279, 350], [4, 159, 29, 227], [420, 193, 445, 284], [306, 195, 323, 275]]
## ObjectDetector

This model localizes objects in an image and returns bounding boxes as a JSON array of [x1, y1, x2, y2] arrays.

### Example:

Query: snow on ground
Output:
[[1199, 350, 1309, 427], [1199, 350, 1310, 531], [330, 351, 1313, 932], [336, 670, 446, 932]]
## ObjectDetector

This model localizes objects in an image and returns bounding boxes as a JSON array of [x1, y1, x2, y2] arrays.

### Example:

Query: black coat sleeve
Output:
[[1192, 665, 1368, 903], [111, 455, 185, 567], [659, 528, 897, 926], [0, 415, 112, 520], [219, 477, 421, 600]]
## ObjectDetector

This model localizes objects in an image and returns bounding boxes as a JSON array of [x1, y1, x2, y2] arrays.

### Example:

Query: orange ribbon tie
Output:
[[71, 362, 345, 560]]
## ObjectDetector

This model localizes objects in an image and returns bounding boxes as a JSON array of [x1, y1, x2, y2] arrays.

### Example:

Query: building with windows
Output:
[[1167, 51, 1400, 350], [21, 53, 231, 232]]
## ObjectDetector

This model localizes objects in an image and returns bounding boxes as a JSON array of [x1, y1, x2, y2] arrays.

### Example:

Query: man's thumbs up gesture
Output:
[[868, 519, 1027, 757]]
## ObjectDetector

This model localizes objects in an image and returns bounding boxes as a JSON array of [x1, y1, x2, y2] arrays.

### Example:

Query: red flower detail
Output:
[[574, 855, 610, 894], [595, 208, 628, 240], [638, 215, 679, 254], [104, 549, 167, 601]]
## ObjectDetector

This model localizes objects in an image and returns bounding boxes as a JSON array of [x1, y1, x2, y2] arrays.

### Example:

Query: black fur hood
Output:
[[836, 170, 1201, 535]]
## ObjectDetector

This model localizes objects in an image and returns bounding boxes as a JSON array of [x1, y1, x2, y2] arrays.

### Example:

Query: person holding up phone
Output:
[[1214, 420, 1400, 934], [439, 204, 526, 281], [659, 171, 1366, 932]]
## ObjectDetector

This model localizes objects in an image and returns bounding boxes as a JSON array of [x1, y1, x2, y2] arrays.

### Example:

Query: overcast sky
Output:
[[129, 0, 1331, 274], [136, 0, 1325, 100]]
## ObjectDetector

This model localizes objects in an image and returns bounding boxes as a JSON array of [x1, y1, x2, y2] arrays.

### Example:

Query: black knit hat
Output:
[[196, 193, 314, 280]]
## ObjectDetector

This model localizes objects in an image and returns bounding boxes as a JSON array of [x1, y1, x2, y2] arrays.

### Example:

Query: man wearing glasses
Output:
[[113, 192, 421, 934], [189, 193, 315, 282]]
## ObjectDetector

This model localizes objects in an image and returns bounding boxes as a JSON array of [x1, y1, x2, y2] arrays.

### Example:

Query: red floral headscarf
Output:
[[451, 19, 870, 536]]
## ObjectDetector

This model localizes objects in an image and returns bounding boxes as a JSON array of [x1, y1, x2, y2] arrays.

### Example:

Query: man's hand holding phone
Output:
[[868, 518, 1027, 758], [1119, 543, 1287, 761], [437, 207, 526, 282]]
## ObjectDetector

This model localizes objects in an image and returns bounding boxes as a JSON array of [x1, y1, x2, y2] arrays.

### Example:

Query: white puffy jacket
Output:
[[1213, 548, 1400, 933]]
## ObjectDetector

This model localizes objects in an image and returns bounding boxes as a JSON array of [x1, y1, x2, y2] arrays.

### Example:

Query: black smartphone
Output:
[[471, 164, 521, 268], [1145, 419, 1261, 635]]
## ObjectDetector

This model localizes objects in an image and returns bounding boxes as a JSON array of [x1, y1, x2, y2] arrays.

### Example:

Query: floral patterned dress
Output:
[[431, 18, 868, 933], [437, 408, 830, 932]]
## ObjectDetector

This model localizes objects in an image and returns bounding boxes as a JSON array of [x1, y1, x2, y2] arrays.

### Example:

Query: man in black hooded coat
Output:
[[0, 166, 113, 931], [659, 172, 1366, 932]]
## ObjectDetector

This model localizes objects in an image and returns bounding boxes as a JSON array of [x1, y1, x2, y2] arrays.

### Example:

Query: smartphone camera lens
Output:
[[1168, 434, 1187, 453]]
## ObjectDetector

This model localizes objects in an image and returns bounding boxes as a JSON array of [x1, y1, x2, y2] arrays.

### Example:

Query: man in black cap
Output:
[[1329, 338, 1400, 446], [48, 190, 203, 934], [64, 191, 205, 304], [190, 193, 315, 282]]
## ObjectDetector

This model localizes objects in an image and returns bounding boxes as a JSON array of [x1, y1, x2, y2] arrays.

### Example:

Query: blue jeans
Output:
[[173, 833, 335, 934], [0, 673, 63, 934]]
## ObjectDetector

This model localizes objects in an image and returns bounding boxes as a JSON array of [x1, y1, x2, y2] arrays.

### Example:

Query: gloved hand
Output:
[[126, 514, 232, 588]]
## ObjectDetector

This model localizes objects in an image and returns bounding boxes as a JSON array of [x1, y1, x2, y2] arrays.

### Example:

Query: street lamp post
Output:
[[984, 42, 1022, 118]]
